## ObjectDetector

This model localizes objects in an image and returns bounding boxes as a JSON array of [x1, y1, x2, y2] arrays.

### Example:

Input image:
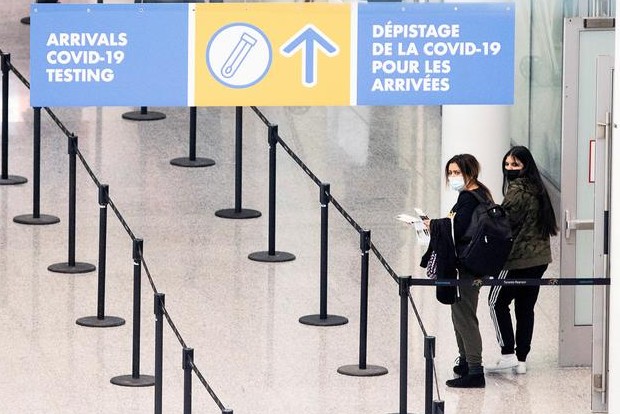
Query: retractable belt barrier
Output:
[[407, 277, 611, 286]]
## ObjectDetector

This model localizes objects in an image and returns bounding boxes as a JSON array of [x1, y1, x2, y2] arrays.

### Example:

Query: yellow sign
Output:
[[193, 3, 351, 106]]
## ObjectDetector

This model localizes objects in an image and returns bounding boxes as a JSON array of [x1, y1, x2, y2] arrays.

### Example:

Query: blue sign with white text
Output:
[[30, 3, 189, 107], [29, 3, 515, 107], [356, 3, 515, 105]]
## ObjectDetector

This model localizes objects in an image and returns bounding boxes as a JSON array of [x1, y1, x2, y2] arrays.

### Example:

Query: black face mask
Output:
[[504, 169, 521, 181]]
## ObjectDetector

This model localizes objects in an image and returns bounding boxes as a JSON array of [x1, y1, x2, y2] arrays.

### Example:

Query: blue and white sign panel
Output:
[[30, 3, 514, 107], [356, 3, 514, 105], [30, 4, 189, 107]]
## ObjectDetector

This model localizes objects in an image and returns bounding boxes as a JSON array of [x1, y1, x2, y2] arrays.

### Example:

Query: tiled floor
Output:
[[0, 1, 591, 414]]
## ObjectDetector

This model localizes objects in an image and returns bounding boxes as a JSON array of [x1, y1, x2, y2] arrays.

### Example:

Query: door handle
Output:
[[565, 209, 594, 239]]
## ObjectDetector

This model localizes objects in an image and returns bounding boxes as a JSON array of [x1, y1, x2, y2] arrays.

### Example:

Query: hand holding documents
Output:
[[396, 208, 430, 244]]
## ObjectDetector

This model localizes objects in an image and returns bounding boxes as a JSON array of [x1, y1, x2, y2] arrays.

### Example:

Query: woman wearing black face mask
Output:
[[486, 146, 558, 375]]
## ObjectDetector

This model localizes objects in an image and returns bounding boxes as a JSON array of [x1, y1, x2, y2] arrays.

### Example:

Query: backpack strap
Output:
[[465, 189, 489, 204]]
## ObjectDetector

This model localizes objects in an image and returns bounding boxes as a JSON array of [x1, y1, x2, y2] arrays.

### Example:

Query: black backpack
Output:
[[457, 191, 513, 276]]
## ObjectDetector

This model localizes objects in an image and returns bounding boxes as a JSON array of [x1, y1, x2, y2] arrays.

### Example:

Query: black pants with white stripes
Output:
[[488, 264, 548, 362]]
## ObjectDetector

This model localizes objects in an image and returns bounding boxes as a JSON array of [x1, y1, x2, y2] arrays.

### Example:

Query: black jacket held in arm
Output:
[[421, 218, 459, 304]]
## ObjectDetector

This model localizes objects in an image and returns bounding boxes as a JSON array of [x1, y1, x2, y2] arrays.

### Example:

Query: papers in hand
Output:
[[395, 209, 430, 245], [395, 214, 419, 224]]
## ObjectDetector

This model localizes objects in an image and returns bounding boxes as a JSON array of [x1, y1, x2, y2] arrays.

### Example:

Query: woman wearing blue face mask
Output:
[[486, 146, 557, 375], [442, 154, 494, 388]]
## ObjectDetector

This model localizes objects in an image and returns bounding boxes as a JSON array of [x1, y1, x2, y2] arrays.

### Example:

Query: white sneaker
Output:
[[514, 361, 527, 374], [485, 354, 519, 372]]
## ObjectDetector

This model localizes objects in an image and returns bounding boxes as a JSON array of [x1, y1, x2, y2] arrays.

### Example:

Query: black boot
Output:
[[446, 373, 485, 388], [453, 357, 468, 377]]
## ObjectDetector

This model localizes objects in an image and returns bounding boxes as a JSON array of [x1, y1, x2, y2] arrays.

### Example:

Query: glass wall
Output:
[[511, 0, 615, 188]]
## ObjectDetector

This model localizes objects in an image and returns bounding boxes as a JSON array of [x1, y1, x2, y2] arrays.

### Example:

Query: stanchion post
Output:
[[424, 336, 435, 414], [183, 347, 194, 414], [48, 134, 95, 274], [215, 106, 261, 219], [234, 106, 243, 211], [337, 229, 387, 376], [14, 107, 60, 224], [299, 183, 347, 327], [267, 125, 278, 255], [154, 293, 165, 414], [389, 276, 413, 414], [399, 276, 410, 414], [170, 106, 215, 168], [31, 107, 43, 218], [133, 240, 146, 376], [248, 124, 295, 262], [319, 183, 329, 318], [0, 52, 27, 185], [97, 185, 110, 318], [189, 106, 197, 161], [76, 184, 125, 328], [110, 238, 155, 387]]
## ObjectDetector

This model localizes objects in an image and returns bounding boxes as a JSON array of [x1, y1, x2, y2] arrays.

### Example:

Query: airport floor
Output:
[[0, 1, 592, 414]]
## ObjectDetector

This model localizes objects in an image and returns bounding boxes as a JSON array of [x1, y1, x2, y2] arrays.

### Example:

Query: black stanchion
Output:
[[14, 107, 60, 225], [122, 106, 166, 121], [432, 401, 445, 414], [300, 183, 348, 326], [424, 336, 435, 414], [248, 124, 295, 262], [154, 293, 165, 414], [76, 185, 126, 328], [0, 52, 27, 186], [170, 106, 216, 168], [389, 276, 414, 414], [48, 135, 96, 274], [111, 239, 155, 387], [338, 229, 388, 375], [215, 106, 261, 219], [183, 347, 194, 414]]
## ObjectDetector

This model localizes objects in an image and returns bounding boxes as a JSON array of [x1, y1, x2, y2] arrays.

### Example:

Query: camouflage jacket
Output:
[[502, 177, 552, 270]]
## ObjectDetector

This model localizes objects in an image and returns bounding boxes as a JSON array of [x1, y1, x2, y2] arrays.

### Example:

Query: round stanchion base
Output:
[[20, 16, 30, 25], [110, 374, 155, 387], [48, 262, 96, 274], [337, 364, 388, 377], [13, 214, 60, 225], [215, 208, 262, 219], [299, 314, 348, 326], [248, 251, 296, 263], [170, 157, 215, 168], [121, 111, 166, 121], [76, 315, 126, 328], [0, 175, 28, 185]]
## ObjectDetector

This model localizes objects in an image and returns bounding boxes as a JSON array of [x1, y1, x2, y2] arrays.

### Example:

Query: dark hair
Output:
[[444, 153, 493, 201], [502, 146, 558, 237]]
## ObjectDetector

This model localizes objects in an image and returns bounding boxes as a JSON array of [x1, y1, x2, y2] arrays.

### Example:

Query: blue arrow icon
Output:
[[280, 24, 339, 87]]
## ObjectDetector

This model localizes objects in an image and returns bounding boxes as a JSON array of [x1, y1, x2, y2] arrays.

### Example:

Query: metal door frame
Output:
[[560, 16, 614, 412], [591, 55, 612, 413]]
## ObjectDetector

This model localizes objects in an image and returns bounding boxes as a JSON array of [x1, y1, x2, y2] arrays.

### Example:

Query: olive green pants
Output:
[[451, 282, 483, 368]]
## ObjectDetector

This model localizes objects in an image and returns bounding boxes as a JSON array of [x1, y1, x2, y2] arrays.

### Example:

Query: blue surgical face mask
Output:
[[448, 176, 465, 192]]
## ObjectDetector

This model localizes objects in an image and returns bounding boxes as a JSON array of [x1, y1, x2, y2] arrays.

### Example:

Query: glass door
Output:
[[560, 17, 613, 413]]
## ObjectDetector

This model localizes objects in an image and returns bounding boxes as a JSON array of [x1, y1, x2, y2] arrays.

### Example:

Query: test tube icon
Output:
[[221, 32, 257, 79]]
